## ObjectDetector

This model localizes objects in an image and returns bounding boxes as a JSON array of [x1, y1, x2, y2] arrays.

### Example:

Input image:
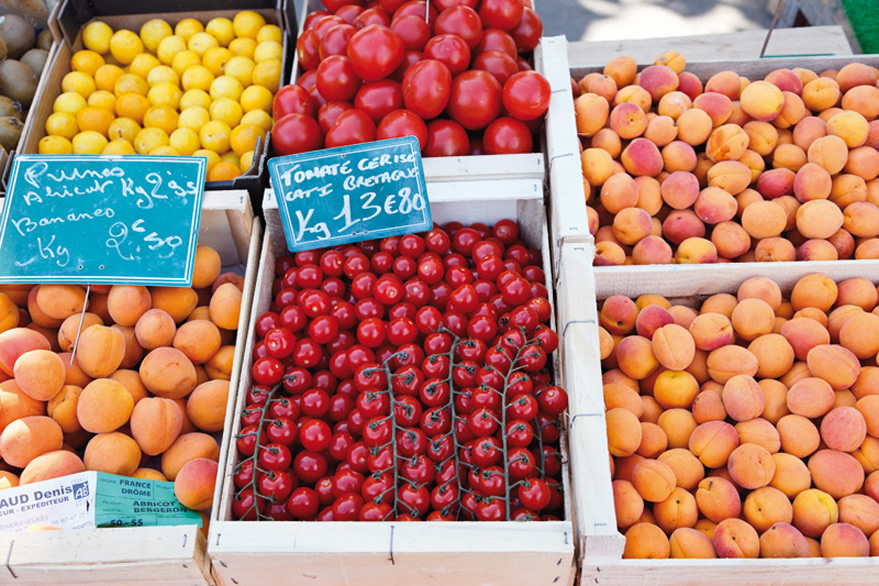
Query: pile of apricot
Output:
[[600, 273, 879, 557], [0, 245, 242, 523], [576, 53, 879, 264]]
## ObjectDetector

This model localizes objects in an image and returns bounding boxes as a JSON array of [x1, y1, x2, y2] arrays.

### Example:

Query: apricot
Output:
[[730, 298, 774, 341], [82, 431, 140, 476], [192, 245, 222, 289], [711, 517, 759, 559], [621, 137, 663, 178], [74, 325, 125, 379], [581, 147, 614, 187], [807, 343, 860, 390], [610, 101, 648, 139], [807, 135, 849, 175], [692, 389, 726, 423], [174, 457, 218, 510], [134, 309, 177, 350], [13, 350, 65, 401], [748, 334, 794, 379], [771, 452, 812, 498], [693, 91, 733, 127], [760, 522, 810, 558], [0, 327, 52, 377], [792, 488, 840, 539], [639, 65, 679, 101], [711, 221, 751, 259], [644, 114, 677, 146], [845, 146, 879, 181], [820, 522, 869, 557], [791, 274, 838, 312], [637, 423, 668, 459], [843, 201, 879, 240], [623, 522, 670, 559], [654, 486, 698, 533], [720, 374, 764, 422], [706, 345, 758, 383], [575, 93, 609, 136], [826, 110, 869, 148], [739, 200, 786, 240], [775, 91, 807, 129], [658, 448, 704, 491], [673, 109, 712, 147], [606, 407, 642, 457], [668, 527, 716, 558], [694, 186, 737, 224], [47, 384, 83, 434], [705, 71, 742, 100], [612, 207, 652, 245], [612, 479, 644, 529], [599, 172, 638, 214], [802, 77, 840, 111], [34, 285, 87, 321], [635, 305, 674, 340], [830, 174, 868, 209], [77, 378, 134, 433], [150, 286, 199, 323], [809, 449, 865, 499], [139, 347, 198, 399], [603, 56, 637, 87], [185, 379, 229, 433], [0, 470, 18, 489], [689, 420, 739, 468], [662, 209, 706, 245], [785, 377, 835, 420], [704, 123, 748, 162], [836, 63, 878, 92], [838, 494, 879, 537], [0, 416, 63, 468], [669, 305, 699, 329], [127, 396, 183, 456], [735, 418, 780, 453], [855, 238, 879, 259], [727, 443, 776, 490], [856, 395, 879, 436], [780, 317, 831, 362], [793, 116, 828, 152], [19, 450, 85, 485], [594, 241, 626, 266], [657, 408, 698, 449], [744, 486, 793, 533], [674, 237, 718, 264], [651, 370, 698, 411], [688, 313, 734, 352], [57, 312, 103, 353], [160, 432, 220, 481]]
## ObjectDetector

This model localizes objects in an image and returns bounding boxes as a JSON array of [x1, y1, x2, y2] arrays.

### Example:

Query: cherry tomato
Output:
[[470, 435, 503, 467], [287, 487, 320, 519], [332, 493, 364, 521], [402, 59, 452, 120], [362, 416, 392, 446], [332, 468, 366, 498], [347, 25, 405, 82], [335, 4, 365, 24], [258, 443, 292, 471], [434, 5, 483, 49], [354, 80, 404, 123], [300, 387, 330, 418], [423, 34, 471, 76], [232, 488, 264, 520], [259, 469, 296, 502], [267, 416, 299, 446], [264, 327, 296, 359], [325, 108, 376, 147], [360, 501, 393, 521], [252, 356, 284, 385], [537, 385, 568, 415], [476, 496, 506, 521], [293, 450, 328, 484], [518, 477, 551, 511], [398, 483, 430, 517], [272, 113, 323, 155], [317, 101, 354, 134], [507, 446, 536, 480], [299, 418, 332, 452]]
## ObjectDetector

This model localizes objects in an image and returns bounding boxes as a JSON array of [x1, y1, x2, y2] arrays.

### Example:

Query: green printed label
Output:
[[94, 473, 202, 528]]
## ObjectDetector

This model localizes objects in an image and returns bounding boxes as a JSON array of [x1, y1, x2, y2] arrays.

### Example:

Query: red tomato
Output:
[[313, 15, 346, 39], [518, 477, 551, 511], [273, 85, 316, 123], [325, 109, 376, 147], [502, 71, 551, 120], [424, 119, 470, 157], [391, 49, 422, 81], [335, 4, 365, 24], [319, 24, 357, 60], [476, 28, 518, 57], [390, 14, 431, 51], [354, 80, 404, 123], [304, 10, 331, 31], [447, 70, 503, 130], [317, 100, 354, 134], [423, 34, 471, 76], [296, 29, 321, 71], [483, 117, 533, 154], [434, 0, 477, 9], [510, 7, 542, 52], [376, 110, 428, 150], [323, 0, 366, 12], [472, 50, 518, 85], [353, 7, 391, 28], [347, 25, 405, 82], [479, 0, 524, 31], [272, 113, 323, 155], [287, 487, 320, 520], [434, 6, 483, 50], [316, 56, 361, 103], [402, 59, 452, 119], [393, 1, 438, 24]]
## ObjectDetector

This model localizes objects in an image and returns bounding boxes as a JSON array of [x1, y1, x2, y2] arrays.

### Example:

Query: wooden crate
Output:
[[562, 53, 879, 296], [557, 242, 879, 583], [0, 190, 261, 586], [208, 184, 576, 586], [21, 0, 293, 190]]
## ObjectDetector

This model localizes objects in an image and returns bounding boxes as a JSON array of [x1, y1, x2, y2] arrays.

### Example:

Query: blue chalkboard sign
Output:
[[268, 137, 431, 252], [0, 155, 206, 286]]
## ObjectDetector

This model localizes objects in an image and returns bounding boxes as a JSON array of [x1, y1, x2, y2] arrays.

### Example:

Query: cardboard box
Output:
[[207, 183, 576, 586]]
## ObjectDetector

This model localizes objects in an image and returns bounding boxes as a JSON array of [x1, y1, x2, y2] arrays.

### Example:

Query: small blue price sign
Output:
[[0, 155, 206, 286], [268, 137, 432, 252]]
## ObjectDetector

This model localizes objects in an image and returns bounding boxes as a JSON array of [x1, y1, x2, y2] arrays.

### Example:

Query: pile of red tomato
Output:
[[232, 220, 568, 522], [271, 0, 550, 157]]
